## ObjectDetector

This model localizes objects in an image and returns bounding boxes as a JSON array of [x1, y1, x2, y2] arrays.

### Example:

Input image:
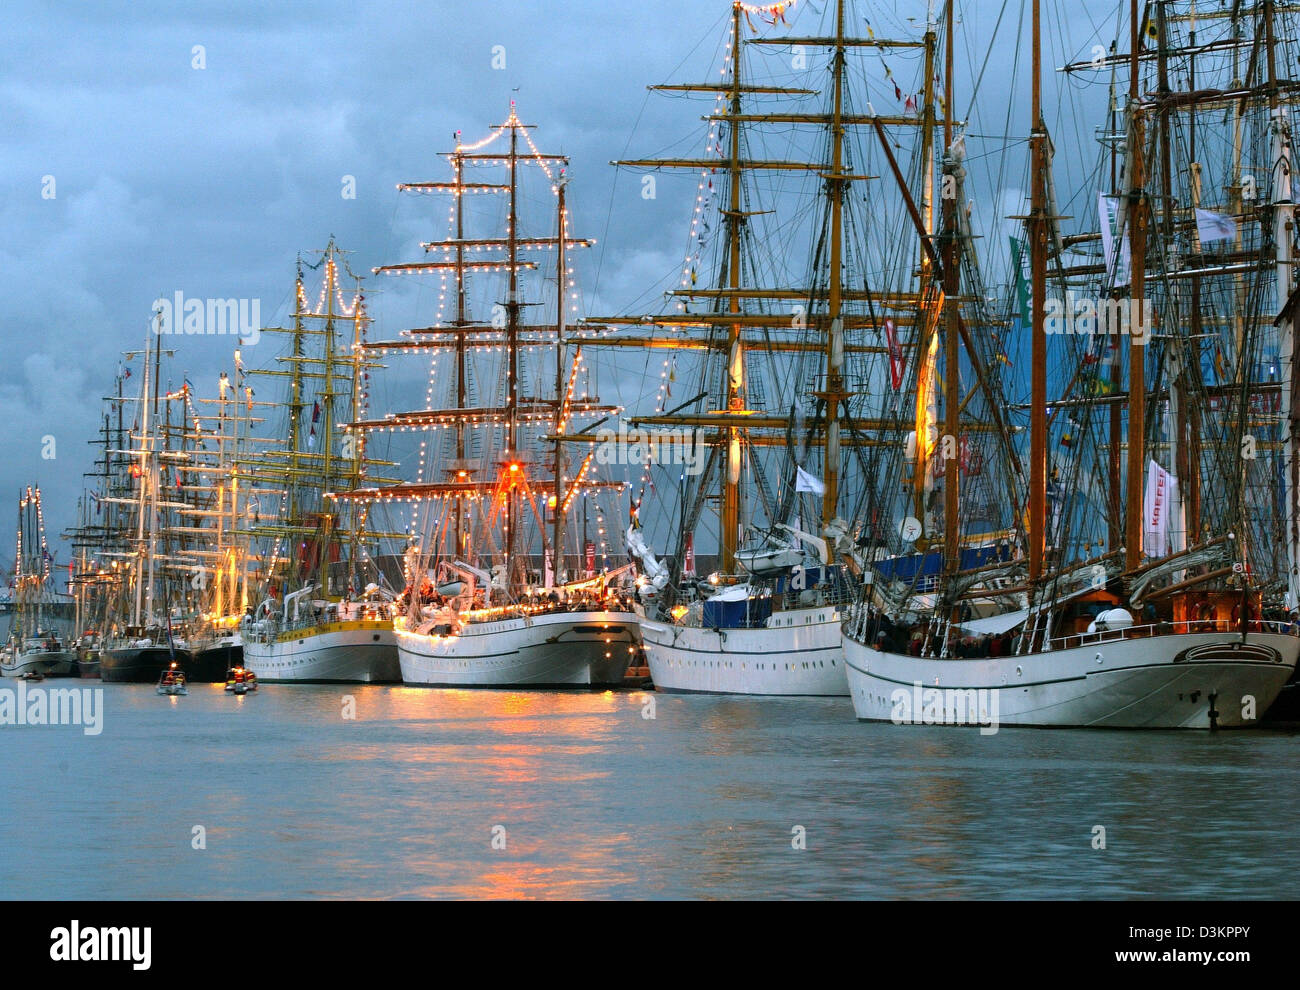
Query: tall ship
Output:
[[332, 106, 640, 687], [70, 346, 255, 681], [64, 367, 139, 679], [841, 0, 1300, 728], [64, 495, 109, 678], [605, 0, 949, 695], [2, 486, 76, 677], [176, 356, 262, 680], [101, 323, 194, 683], [239, 243, 405, 683]]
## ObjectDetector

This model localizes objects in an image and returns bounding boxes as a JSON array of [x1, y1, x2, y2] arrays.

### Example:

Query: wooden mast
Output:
[[552, 176, 569, 585], [346, 116, 608, 589], [348, 265, 367, 593], [721, 0, 744, 575], [132, 321, 153, 627], [1124, 0, 1148, 574], [821, 0, 849, 528], [1107, 51, 1124, 555], [1183, 2, 1203, 557], [921, 3, 936, 268], [506, 108, 521, 590], [941, 0, 961, 581], [1266, 0, 1300, 607], [1028, 0, 1048, 583], [604, 5, 821, 573], [455, 146, 468, 560], [320, 244, 340, 597], [590, 7, 907, 579]]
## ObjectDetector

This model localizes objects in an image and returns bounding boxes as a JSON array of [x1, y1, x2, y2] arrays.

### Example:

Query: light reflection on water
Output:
[[1, 683, 1296, 899]]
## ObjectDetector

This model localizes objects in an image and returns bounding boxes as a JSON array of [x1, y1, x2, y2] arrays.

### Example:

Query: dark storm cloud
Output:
[[4, 0, 1107, 557]]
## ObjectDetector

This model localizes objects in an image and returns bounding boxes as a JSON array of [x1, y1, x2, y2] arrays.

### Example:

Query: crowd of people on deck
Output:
[[393, 580, 635, 618], [871, 624, 1014, 658]]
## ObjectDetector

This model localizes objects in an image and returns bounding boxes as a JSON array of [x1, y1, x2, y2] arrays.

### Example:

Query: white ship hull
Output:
[[844, 629, 1300, 729], [397, 610, 638, 687], [1, 650, 77, 677], [640, 605, 848, 696], [243, 620, 400, 683]]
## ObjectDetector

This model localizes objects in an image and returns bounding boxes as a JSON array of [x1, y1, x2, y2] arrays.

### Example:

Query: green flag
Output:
[[1009, 235, 1031, 324]]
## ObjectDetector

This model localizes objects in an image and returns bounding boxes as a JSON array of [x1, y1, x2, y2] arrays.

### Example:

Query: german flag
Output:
[[1139, 4, 1159, 49]]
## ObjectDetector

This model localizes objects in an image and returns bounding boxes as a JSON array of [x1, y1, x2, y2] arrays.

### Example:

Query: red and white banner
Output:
[[1143, 459, 1179, 558]]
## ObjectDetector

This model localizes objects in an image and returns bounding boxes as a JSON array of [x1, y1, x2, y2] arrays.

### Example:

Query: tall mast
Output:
[[288, 259, 306, 533], [348, 113, 602, 599], [721, 0, 745, 574], [821, 0, 849, 526], [319, 244, 339, 594], [507, 113, 521, 454], [505, 109, 521, 589], [349, 270, 367, 591], [1154, 0, 1192, 566], [240, 245, 398, 605], [1028, 0, 1048, 583], [1180, 1, 1203, 554], [132, 319, 155, 627], [1107, 47, 1123, 555], [552, 175, 569, 586], [145, 314, 164, 626], [941, 0, 961, 581], [455, 146, 468, 559], [1124, 0, 1148, 574], [1269, 0, 1300, 606], [921, 1, 937, 269]]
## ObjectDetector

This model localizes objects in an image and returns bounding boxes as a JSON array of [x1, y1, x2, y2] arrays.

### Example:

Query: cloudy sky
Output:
[[4, 0, 1117, 566]]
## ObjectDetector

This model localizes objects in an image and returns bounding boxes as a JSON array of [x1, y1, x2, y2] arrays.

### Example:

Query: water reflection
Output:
[[0, 685, 1295, 898]]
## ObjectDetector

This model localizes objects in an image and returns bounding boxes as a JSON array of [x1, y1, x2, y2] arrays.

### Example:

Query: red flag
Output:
[[884, 318, 903, 389]]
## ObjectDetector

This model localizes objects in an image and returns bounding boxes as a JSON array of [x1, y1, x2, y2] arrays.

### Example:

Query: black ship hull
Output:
[[1264, 668, 1300, 723], [188, 642, 243, 683], [101, 646, 192, 683]]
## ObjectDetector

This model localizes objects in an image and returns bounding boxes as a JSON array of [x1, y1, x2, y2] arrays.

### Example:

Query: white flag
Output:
[[795, 466, 825, 495], [1195, 208, 1238, 244], [1098, 193, 1131, 288], [1143, 459, 1176, 558]]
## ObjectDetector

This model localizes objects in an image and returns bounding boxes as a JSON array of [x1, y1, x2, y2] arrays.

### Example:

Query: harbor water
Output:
[[2, 683, 1297, 899]]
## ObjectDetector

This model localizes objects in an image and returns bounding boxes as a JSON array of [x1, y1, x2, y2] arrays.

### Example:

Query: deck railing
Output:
[[843, 601, 1299, 657], [1044, 618, 1296, 652]]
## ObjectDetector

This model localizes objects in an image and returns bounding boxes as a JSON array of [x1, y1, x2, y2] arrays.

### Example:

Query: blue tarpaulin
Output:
[[872, 545, 1010, 583]]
